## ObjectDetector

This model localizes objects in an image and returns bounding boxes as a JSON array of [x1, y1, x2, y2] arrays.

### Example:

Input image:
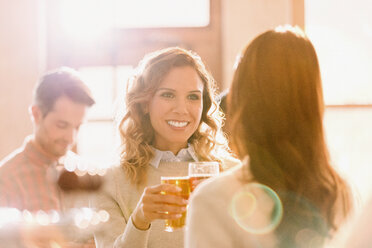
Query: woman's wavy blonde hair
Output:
[[118, 47, 229, 185]]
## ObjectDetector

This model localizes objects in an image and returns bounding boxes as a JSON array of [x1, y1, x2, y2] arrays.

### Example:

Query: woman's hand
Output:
[[132, 183, 188, 230]]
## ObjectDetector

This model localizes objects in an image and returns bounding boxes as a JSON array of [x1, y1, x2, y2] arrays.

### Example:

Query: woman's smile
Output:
[[167, 120, 189, 128]]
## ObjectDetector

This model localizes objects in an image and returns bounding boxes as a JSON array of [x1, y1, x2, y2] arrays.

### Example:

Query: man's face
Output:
[[32, 96, 88, 159]]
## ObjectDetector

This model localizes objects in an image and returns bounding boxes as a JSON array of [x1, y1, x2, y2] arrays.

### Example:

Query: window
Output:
[[114, 0, 210, 28], [306, 0, 372, 203], [47, 0, 221, 170], [76, 66, 133, 168], [305, 0, 372, 105], [59, 0, 210, 41]]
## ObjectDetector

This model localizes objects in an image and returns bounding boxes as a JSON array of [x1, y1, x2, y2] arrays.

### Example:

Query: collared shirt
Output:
[[149, 145, 199, 168], [0, 137, 62, 212]]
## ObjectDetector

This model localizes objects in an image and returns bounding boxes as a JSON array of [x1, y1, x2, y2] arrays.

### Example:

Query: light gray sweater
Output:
[[93, 161, 189, 248], [93, 157, 239, 248]]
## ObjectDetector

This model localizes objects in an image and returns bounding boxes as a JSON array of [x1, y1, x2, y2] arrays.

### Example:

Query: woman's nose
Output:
[[172, 98, 188, 114]]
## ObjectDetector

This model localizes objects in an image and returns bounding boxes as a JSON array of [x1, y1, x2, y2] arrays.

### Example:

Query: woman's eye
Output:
[[188, 94, 200, 100], [161, 92, 174, 98]]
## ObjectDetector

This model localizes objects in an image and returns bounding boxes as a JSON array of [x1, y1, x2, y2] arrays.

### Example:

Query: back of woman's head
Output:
[[119, 47, 227, 184], [228, 26, 351, 246], [229, 26, 323, 162]]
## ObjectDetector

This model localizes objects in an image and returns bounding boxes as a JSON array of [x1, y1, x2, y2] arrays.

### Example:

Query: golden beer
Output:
[[189, 175, 212, 192], [160, 176, 190, 232]]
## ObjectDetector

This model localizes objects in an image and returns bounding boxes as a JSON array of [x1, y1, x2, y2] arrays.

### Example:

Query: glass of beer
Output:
[[189, 161, 220, 192], [160, 176, 191, 232]]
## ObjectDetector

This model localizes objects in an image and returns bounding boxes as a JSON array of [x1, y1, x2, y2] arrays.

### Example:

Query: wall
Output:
[[0, 0, 46, 159], [0, 0, 297, 159], [221, 0, 293, 88]]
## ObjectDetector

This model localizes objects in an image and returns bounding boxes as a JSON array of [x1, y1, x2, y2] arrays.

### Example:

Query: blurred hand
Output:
[[22, 226, 95, 248], [132, 184, 188, 230], [57, 170, 102, 192], [21, 225, 66, 248]]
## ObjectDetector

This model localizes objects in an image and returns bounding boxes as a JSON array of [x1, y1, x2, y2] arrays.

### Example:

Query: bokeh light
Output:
[[36, 210, 50, 226], [72, 208, 110, 229], [22, 210, 34, 223], [49, 210, 61, 223], [98, 210, 110, 222], [0, 208, 22, 227], [229, 183, 283, 234]]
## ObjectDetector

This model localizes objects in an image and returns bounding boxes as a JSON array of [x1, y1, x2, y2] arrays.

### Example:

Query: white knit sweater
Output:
[[93, 158, 239, 248]]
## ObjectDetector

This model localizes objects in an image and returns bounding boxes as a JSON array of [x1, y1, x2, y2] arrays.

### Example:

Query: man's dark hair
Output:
[[33, 67, 95, 116], [216, 89, 228, 114]]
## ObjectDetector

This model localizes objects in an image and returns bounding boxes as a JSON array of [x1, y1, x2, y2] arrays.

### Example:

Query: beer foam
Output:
[[161, 176, 190, 180], [189, 173, 214, 178]]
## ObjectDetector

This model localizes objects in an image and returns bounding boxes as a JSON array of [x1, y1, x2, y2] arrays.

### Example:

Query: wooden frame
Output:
[[46, 0, 224, 86]]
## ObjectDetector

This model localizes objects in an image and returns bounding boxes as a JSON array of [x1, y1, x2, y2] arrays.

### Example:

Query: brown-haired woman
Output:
[[186, 26, 352, 248], [93, 47, 237, 247]]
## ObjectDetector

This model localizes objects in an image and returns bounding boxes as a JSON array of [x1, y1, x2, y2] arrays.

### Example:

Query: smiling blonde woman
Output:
[[92, 47, 238, 248]]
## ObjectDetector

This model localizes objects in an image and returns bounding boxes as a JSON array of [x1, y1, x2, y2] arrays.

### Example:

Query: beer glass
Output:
[[188, 161, 219, 192], [160, 176, 191, 232]]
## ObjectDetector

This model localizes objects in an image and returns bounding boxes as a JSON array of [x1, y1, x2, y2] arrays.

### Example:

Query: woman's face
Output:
[[147, 66, 204, 154]]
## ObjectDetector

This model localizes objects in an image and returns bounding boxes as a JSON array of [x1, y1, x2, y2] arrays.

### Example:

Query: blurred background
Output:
[[0, 0, 371, 211]]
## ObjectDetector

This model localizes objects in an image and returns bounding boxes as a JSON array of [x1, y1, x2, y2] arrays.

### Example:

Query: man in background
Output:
[[216, 89, 231, 142], [0, 67, 95, 211]]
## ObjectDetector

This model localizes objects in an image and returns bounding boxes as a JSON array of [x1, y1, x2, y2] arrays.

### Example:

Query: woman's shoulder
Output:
[[191, 164, 274, 211], [192, 165, 244, 200], [101, 165, 133, 190], [104, 165, 125, 178]]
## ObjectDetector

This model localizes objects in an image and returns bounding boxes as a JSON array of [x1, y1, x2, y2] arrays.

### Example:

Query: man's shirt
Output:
[[0, 137, 62, 211]]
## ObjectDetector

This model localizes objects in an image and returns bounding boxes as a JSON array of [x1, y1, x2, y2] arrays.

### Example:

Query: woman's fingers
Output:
[[145, 183, 182, 194], [133, 183, 189, 225], [143, 202, 187, 214], [146, 212, 183, 220], [142, 202, 185, 220], [143, 192, 188, 206]]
